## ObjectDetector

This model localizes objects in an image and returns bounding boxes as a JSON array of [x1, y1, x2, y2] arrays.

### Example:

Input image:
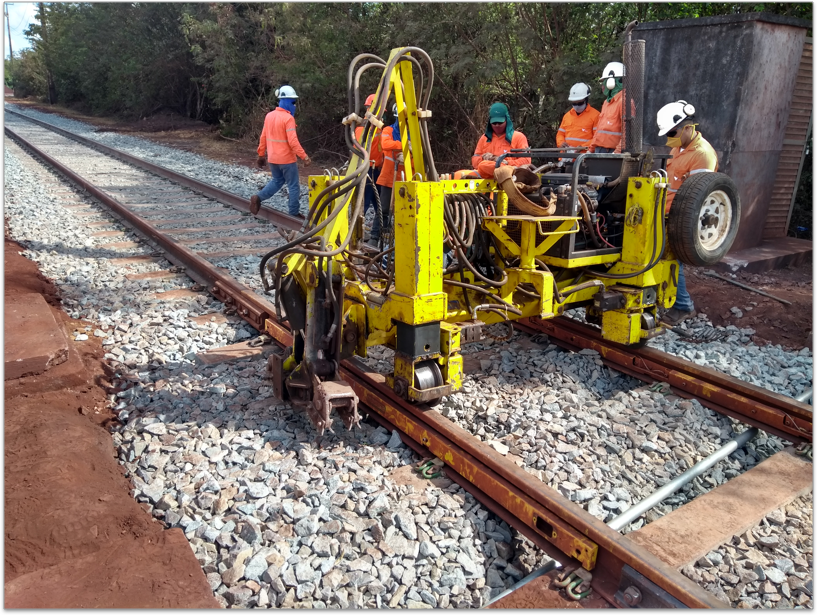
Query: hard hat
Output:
[[365, 93, 376, 106], [568, 83, 591, 102], [275, 85, 298, 99], [392, 103, 398, 115], [656, 100, 696, 136], [599, 62, 625, 81]]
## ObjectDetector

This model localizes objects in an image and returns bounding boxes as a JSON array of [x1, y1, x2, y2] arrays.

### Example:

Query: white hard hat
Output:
[[656, 100, 696, 136], [275, 85, 298, 99], [568, 83, 591, 102], [599, 62, 625, 80]]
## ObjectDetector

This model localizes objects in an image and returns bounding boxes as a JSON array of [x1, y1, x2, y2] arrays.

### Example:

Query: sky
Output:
[[4, 2, 37, 60]]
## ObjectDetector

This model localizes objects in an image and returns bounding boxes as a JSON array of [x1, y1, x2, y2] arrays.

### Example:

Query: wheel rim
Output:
[[414, 361, 444, 406], [698, 190, 732, 252]]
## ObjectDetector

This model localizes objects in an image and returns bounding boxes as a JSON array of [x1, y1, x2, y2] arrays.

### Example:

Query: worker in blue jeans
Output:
[[250, 85, 311, 219]]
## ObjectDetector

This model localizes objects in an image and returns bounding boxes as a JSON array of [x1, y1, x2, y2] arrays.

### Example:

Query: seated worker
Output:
[[471, 102, 531, 179], [556, 83, 600, 150], [656, 99, 719, 326], [355, 93, 384, 226]]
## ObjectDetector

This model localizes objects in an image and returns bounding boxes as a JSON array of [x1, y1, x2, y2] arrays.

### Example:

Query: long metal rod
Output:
[[483, 560, 561, 608], [608, 428, 758, 531], [795, 387, 813, 404], [703, 270, 792, 305]]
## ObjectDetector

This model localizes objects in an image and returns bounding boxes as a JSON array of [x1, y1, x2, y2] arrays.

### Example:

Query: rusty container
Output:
[[635, 13, 810, 252]]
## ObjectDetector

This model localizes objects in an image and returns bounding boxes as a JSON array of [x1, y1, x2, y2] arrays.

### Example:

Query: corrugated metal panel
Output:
[[764, 39, 812, 239]]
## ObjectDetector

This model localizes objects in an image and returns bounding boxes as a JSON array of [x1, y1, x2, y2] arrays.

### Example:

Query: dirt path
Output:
[[4, 235, 219, 608]]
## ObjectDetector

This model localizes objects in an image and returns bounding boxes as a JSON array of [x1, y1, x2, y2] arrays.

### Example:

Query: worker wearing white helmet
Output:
[[657, 100, 719, 326], [556, 82, 600, 150], [590, 61, 625, 153], [250, 84, 312, 218]]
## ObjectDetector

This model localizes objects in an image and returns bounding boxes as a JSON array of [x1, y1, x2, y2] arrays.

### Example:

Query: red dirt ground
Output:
[[4, 235, 219, 608]]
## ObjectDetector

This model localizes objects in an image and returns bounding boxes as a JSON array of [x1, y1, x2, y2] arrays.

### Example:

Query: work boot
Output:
[[250, 195, 262, 215], [662, 307, 697, 326]]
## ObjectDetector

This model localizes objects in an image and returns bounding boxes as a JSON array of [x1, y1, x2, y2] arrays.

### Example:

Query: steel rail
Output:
[[5, 122, 727, 608], [517, 317, 812, 444], [5, 108, 302, 230]]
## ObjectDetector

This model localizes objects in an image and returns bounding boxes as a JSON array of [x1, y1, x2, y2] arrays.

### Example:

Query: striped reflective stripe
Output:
[[668, 188, 678, 193], [286, 128, 296, 132], [689, 168, 713, 174], [597, 130, 622, 136], [558, 128, 566, 132], [566, 137, 590, 143], [384, 155, 394, 162], [270, 139, 288, 143]]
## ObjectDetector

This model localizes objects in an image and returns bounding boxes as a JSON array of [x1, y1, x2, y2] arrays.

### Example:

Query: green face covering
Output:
[[603, 78, 624, 103]]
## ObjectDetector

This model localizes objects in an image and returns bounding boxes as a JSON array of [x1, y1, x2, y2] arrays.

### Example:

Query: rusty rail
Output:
[[517, 317, 812, 444], [5, 120, 728, 608], [5, 108, 301, 229]]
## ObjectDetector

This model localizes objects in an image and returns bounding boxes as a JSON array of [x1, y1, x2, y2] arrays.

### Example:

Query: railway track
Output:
[[5, 108, 813, 609]]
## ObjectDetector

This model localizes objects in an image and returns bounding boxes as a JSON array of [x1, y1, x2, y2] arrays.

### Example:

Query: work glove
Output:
[[482, 152, 496, 162], [256, 156, 266, 169]]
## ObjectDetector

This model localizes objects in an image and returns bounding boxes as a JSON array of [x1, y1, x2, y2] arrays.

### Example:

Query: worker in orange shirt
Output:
[[250, 85, 311, 219], [590, 62, 625, 154], [372, 106, 404, 244], [656, 100, 719, 326], [556, 83, 600, 150], [471, 102, 531, 179], [355, 94, 384, 229]]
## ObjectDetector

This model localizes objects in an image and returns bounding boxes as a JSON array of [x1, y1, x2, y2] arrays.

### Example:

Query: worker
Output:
[[556, 83, 600, 150], [250, 85, 311, 219], [590, 62, 625, 153], [355, 94, 384, 227], [471, 102, 531, 179], [656, 100, 719, 326], [372, 106, 404, 244]]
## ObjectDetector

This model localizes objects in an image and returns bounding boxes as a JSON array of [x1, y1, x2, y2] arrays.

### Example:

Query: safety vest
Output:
[[666, 132, 719, 212], [471, 131, 531, 179], [376, 125, 404, 188], [556, 106, 600, 148], [591, 90, 624, 152], [355, 126, 384, 168], [257, 107, 308, 165]]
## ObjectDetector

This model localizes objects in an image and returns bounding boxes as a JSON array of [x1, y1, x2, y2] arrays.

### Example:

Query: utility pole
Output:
[[37, 2, 55, 103], [5, 6, 13, 68]]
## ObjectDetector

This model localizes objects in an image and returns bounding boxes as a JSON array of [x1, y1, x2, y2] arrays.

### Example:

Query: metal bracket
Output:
[[614, 565, 688, 608]]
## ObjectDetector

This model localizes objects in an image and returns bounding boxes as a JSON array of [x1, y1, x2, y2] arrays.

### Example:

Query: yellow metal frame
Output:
[[276, 46, 680, 403]]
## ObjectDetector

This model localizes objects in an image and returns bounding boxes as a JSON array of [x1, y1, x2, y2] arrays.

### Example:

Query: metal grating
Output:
[[623, 39, 645, 154], [764, 39, 812, 239]]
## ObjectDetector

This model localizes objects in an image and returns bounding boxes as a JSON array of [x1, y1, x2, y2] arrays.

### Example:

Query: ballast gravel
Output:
[[4, 107, 813, 609]]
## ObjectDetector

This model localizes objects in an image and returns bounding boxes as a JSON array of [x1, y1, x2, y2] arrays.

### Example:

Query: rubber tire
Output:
[[666, 172, 741, 266]]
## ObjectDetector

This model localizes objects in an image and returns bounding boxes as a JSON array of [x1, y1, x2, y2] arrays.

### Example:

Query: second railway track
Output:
[[4, 106, 813, 609]]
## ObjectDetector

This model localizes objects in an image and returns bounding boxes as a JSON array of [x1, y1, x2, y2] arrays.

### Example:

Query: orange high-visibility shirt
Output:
[[556, 105, 600, 148], [376, 126, 405, 188], [257, 107, 308, 165], [355, 126, 384, 168], [471, 131, 531, 179], [665, 131, 719, 212], [590, 90, 624, 152]]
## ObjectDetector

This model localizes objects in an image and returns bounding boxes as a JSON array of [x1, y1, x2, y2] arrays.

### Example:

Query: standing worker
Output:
[[556, 83, 600, 150], [590, 62, 625, 153], [656, 100, 719, 326], [471, 102, 531, 178], [372, 105, 404, 244], [355, 94, 384, 231], [250, 85, 311, 219]]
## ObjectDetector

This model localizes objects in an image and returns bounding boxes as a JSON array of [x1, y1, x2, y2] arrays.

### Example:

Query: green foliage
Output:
[[7, 49, 46, 98], [13, 1, 813, 171]]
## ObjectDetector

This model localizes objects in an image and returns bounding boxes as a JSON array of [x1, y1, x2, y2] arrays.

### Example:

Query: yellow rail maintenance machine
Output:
[[260, 47, 740, 434]]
